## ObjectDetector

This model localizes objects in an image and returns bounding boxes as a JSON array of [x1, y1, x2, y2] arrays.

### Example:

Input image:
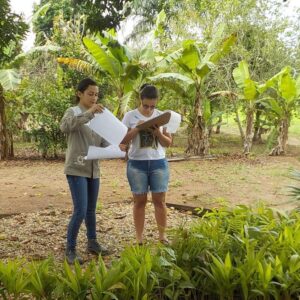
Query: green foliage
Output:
[[33, 0, 130, 44], [72, 0, 131, 35], [2, 206, 300, 299], [89, 256, 127, 300], [19, 59, 73, 158], [57, 260, 92, 299], [233, 61, 258, 101], [59, 29, 157, 117], [172, 205, 300, 299], [0, 0, 28, 64], [262, 67, 300, 119], [33, 0, 74, 45], [0, 259, 29, 299], [0, 69, 21, 91], [289, 170, 300, 202], [25, 258, 58, 299]]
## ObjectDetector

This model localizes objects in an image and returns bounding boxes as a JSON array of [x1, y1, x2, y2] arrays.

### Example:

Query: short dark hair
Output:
[[140, 84, 158, 100], [75, 78, 98, 103]]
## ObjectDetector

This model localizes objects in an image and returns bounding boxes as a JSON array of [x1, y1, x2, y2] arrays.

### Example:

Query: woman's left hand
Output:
[[119, 144, 128, 152], [151, 125, 162, 137]]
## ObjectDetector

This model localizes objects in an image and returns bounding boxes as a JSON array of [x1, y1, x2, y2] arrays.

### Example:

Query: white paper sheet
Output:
[[89, 109, 128, 145], [164, 110, 181, 133], [85, 145, 126, 160]]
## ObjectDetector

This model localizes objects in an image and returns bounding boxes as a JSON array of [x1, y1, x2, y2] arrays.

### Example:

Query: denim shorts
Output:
[[127, 159, 169, 194]]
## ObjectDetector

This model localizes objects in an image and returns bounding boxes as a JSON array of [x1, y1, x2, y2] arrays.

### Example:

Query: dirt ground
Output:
[[1, 155, 300, 216], [0, 202, 195, 261]]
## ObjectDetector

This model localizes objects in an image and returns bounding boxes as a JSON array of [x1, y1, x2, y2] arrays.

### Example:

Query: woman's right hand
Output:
[[88, 104, 104, 114]]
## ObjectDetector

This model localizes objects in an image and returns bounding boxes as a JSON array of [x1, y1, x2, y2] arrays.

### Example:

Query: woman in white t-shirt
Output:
[[122, 84, 172, 245]]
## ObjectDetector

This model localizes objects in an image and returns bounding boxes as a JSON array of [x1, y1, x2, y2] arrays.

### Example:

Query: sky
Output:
[[9, 0, 300, 52]]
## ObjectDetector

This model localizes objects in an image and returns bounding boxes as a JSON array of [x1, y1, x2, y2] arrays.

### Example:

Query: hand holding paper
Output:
[[89, 108, 128, 145]]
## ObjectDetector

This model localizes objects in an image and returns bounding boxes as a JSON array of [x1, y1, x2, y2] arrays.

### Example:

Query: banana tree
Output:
[[149, 26, 236, 155], [209, 91, 241, 138], [0, 69, 21, 160], [58, 29, 156, 118], [261, 66, 300, 156], [232, 60, 263, 154]]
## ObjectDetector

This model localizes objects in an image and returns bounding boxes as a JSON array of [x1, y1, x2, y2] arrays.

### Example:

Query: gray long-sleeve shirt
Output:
[[60, 105, 109, 178]]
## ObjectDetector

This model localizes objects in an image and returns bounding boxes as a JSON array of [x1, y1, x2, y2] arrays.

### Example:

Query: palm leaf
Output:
[[13, 44, 61, 66], [0, 69, 21, 90], [83, 37, 122, 77], [57, 57, 96, 74], [259, 66, 291, 93], [232, 60, 250, 89], [149, 72, 194, 86], [279, 72, 296, 102], [262, 97, 284, 117], [176, 42, 200, 72], [31, 2, 51, 23], [120, 91, 136, 115], [196, 31, 237, 78]]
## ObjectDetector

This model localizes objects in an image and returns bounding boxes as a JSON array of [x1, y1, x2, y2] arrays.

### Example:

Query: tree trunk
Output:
[[252, 109, 262, 143], [186, 89, 209, 156], [116, 91, 124, 120], [0, 85, 9, 160], [9, 131, 14, 158], [215, 115, 222, 134], [208, 115, 222, 137], [231, 96, 245, 142], [243, 108, 254, 155], [269, 118, 289, 156]]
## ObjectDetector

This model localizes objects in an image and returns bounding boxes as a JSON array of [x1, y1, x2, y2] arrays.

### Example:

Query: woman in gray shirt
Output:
[[60, 78, 110, 264]]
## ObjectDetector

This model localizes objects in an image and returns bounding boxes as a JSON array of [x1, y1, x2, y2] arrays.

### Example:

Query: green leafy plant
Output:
[[0, 259, 29, 299]]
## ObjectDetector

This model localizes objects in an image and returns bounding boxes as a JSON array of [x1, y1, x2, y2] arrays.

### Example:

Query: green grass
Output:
[[13, 142, 34, 150], [169, 179, 183, 188], [288, 117, 300, 137]]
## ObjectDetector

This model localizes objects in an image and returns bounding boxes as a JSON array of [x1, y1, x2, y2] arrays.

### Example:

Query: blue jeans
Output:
[[66, 175, 99, 250], [127, 159, 169, 194]]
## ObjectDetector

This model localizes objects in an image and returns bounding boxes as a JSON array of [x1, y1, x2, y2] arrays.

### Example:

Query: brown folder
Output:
[[136, 112, 171, 131]]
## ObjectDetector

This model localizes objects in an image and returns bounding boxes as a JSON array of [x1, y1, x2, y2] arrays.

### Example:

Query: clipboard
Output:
[[136, 112, 171, 131]]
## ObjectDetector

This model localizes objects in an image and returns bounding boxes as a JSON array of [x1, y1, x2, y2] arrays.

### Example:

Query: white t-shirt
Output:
[[122, 109, 166, 160]]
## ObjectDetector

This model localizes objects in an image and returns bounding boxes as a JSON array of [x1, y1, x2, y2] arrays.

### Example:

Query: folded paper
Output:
[[85, 145, 126, 160]]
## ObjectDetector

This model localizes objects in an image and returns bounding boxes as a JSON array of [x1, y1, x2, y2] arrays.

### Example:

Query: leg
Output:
[[85, 177, 110, 255], [152, 192, 167, 241], [149, 159, 169, 242], [133, 193, 148, 243], [85, 177, 100, 240], [66, 175, 88, 250], [127, 160, 149, 244]]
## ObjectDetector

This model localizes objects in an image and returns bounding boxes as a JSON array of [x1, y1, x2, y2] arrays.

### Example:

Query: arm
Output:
[[121, 127, 140, 144], [152, 126, 172, 147], [60, 104, 104, 133], [60, 109, 94, 133], [121, 114, 143, 144]]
